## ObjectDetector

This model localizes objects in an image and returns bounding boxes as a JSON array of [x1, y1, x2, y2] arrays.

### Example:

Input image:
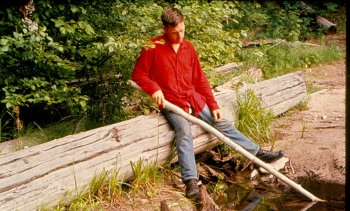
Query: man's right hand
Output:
[[151, 90, 165, 108]]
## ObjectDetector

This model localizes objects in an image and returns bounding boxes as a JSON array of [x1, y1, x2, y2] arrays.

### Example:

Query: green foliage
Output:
[[178, 0, 244, 72], [0, 27, 88, 112], [89, 170, 109, 197], [232, 1, 327, 41], [312, 2, 346, 32], [236, 89, 275, 146], [0, 0, 345, 142], [237, 43, 343, 79], [130, 158, 161, 196], [211, 180, 228, 199], [260, 2, 304, 41], [295, 99, 309, 112], [0, 0, 245, 140], [0, 7, 24, 36], [47, 168, 128, 211], [108, 169, 124, 199]]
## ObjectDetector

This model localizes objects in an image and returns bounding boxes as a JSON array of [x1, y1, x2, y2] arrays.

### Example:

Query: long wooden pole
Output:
[[130, 80, 324, 202]]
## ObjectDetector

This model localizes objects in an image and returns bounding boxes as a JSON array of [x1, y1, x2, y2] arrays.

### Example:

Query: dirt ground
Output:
[[272, 60, 346, 184]]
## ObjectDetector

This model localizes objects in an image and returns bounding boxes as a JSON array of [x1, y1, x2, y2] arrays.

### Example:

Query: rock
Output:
[[259, 157, 290, 174]]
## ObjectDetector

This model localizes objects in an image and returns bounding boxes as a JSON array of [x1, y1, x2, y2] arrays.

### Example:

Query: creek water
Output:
[[213, 175, 345, 210]]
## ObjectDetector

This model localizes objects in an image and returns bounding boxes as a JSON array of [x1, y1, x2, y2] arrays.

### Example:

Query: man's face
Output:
[[164, 21, 185, 44]]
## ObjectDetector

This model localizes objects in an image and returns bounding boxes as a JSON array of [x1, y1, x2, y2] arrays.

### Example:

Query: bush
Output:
[[0, 0, 345, 141], [0, 0, 244, 139]]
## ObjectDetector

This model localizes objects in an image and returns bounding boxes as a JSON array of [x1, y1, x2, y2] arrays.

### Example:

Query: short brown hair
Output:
[[161, 7, 184, 27]]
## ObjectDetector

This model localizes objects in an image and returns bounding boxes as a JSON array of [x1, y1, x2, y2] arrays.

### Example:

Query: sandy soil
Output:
[[272, 60, 346, 184]]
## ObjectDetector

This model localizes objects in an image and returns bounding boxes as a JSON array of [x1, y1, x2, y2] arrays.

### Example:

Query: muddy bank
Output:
[[272, 61, 345, 184]]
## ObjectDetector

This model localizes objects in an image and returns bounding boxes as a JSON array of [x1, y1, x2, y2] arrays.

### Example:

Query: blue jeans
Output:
[[163, 105, 260, 182]]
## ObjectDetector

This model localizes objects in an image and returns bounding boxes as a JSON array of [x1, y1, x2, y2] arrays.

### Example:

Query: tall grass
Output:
[[236, 89, 275, 147], [44, 169, 128, 210], [130, 158, 162, 197], [45, 160, 164, 210], [9, 116, 91, 148], [237, 43, 343, 79]]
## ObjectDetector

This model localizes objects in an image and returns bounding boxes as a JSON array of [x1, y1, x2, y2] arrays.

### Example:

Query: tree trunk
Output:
[[0, 72, 307, 211]]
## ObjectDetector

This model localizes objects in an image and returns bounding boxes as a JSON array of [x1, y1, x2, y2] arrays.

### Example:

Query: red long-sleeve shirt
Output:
[[131, 34, 219, 116]]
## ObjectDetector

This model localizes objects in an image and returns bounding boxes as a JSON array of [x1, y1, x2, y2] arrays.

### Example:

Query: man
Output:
[[132, 7, 284, 200]]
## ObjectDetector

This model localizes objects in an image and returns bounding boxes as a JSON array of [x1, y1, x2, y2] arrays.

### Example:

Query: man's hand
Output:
[[151, 90, 165, 108], [212, 109, 222, 122]]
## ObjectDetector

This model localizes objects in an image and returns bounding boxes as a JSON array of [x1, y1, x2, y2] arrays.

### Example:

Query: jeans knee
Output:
[[175, 126, 191, 141], [215, 118, 232, 130]]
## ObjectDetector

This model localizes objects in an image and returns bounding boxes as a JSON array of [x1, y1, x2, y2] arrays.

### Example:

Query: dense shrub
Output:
[[0, 0, 244, 140], [0, 0, 345, 141], [231, 1, 346, 41]]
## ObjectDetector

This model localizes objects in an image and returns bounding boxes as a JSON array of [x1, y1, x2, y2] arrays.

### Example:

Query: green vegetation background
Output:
[[0, 0, 345, 144]]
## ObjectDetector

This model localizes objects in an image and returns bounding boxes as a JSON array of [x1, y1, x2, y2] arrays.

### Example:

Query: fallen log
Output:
[[300, 1, 337, 34], [315, 15, 337, 34], [214, 62, 243, 73], [0, 72, 307, 211], [242, 39, 323, 48]]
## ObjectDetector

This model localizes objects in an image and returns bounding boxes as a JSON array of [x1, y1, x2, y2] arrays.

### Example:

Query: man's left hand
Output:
[[212, 109, 222, 122]]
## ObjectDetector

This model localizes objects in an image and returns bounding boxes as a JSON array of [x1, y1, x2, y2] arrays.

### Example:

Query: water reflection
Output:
[[212, 175, 345, 210]]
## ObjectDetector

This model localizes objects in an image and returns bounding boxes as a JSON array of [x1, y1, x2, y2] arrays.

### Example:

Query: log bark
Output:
[[0, 72, 307, 211]]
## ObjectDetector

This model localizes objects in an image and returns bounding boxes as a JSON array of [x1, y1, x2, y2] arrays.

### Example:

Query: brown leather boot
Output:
[[184, 178, 199, 200]]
